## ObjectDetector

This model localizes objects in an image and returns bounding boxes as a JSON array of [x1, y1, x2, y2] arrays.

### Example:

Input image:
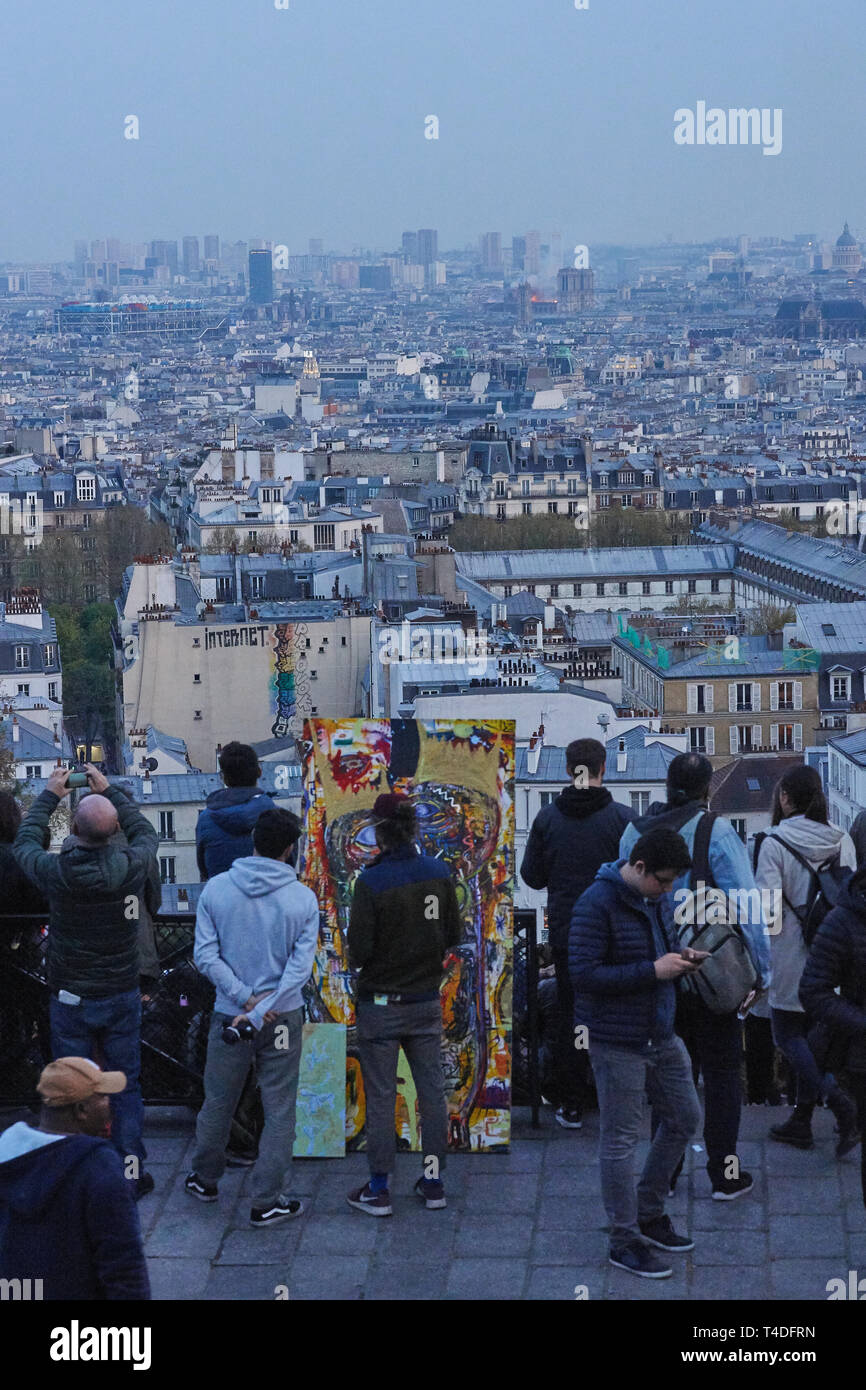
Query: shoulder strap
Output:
[[752, 831, 767, 874], [690, 812, 718, 891]]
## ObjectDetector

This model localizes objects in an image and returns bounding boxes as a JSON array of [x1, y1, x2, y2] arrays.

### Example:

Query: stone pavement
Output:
[[136, 1099, 866, 1301]]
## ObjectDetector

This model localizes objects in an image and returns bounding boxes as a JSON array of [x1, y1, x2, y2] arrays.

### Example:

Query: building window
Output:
[[574, 583, 581, 597], [53, 492, 65, 507], [619, 582, 628, 596], [737, 725, 754, 752], [620, 494, 632, 508], [48, 681, 58, 701], [250, 575, 265, 599], [497, 504, 506, 520], [76, 477, 96, 502], [710, 578, 720, 593], [832, 674, 850, 701], [630, 791, 650, 814], [159, 811, 175, 841], [596, 582, 605, 597], [215, 577, 232, 601], [731, 818, 747, 843], [689, 726, 706, 752], [547, 502, 558, 514], [736, 682, 753, 712], [526, 585, 536, 596], [522, 502, 531, 515], [642, 580, 651, 595], [687, 579, 697, 594], [503, 585, 512, 598], [25, 765, 39, 779], [664, 580, 674, 595], [539, 791, 554, 808], [549, 584, 559, 598], [84, 585, 96, 602], [159, 857, 176, 885], [776, 724, 795, 750], [14, 646, 29, 669], [341, 636, 347, 647], [43, 644, 57, 666], [17, 683, 29, 696]]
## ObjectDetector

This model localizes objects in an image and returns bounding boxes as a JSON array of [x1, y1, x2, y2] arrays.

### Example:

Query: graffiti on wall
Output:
[[270, 623, 311, 738], [298, 717, 515, 1152]]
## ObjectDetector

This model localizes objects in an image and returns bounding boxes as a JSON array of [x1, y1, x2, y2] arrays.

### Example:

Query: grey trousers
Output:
[[192, 1008, 303, 1208], [591, 1034, 701, 1249], [356, 997, 448, 1178]]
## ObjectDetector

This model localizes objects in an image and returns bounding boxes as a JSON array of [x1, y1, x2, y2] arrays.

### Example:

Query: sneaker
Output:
[[638, 1215, 694, 1252], [769, 1112, 814, 1150], [346, 1182, 392, 1217], [609, 1241, 673, 1279], [133, 1171, 155, 1202], [413, 1176, 447, 1209], [250, 1196, 304, 1227], [555, 1107, 583, 1130], [225, 1147, 258, 1168], [184, 1171, 218, 1202], [711, 1171, 754, 1201]]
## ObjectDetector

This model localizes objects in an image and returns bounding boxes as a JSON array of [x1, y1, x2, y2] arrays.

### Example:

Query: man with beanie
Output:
[[346, 792, 462, 1217], [521, 737, 636, 1127], [13, 764, 159, 1199], [185, 807, 319, 1227], [0, 1058, 150, 1300]]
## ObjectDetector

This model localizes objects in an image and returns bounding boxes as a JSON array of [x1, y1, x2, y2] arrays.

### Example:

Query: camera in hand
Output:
[[222, 1019, 255, 1045], [67, 769, 89, 788]]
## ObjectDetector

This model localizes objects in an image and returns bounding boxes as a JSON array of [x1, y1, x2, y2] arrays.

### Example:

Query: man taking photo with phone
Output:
[[13, 764, 160, 1200]]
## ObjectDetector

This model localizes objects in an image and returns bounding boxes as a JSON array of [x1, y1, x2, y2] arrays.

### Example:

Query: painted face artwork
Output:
[[299, 718, 515, 1152]]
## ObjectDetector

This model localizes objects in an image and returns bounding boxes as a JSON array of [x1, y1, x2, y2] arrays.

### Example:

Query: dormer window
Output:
[[76, 476, 96, 502]]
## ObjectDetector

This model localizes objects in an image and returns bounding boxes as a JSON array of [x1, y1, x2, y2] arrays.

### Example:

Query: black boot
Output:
[[770, 1104, 814, 1149], [828, 1088, 861, 1159]]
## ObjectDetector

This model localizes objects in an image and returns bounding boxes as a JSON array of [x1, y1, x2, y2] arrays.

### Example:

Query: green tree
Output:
[[747, 602, 796, 635]]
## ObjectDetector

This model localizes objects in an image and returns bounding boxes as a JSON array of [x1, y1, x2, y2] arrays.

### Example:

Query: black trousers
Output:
[[551, 947, 592, 1111], [667, 990, 745, 1187], [846, 1073, 866, 1208]]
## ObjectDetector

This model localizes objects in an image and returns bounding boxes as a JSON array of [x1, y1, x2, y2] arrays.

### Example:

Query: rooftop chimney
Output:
[[12, 717, 19, 743], [528, 729, 542, 775], [616, 738, 627, 773]]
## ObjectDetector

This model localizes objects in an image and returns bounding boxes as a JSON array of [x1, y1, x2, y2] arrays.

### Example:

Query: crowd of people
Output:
[[0, 735, 865, 1296], [522, 741, 866, 1279]]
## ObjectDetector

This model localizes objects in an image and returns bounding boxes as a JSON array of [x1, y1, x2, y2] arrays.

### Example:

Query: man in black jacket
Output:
[[520, 737, 636, 1127], [13, 765, 159, 1198], [800, 867, 866, 1197]]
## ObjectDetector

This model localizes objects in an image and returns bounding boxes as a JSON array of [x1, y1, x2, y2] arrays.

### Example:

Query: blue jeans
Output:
[[771, 1007, 833, 1108], [49, 986, 145, 1166], [591, 1035, 701, 1248]]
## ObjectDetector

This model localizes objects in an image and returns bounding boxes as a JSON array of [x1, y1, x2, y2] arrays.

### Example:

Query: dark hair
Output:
[[771, 765, 828, 827], [566, 738, 606, 780], [0, 791, 22, 844], [252, 807, 302, 859], [219, 741, 260, 788], [666, 752, 713, 807], [629, 826, 692, 876], [374, 796, 417, 853]]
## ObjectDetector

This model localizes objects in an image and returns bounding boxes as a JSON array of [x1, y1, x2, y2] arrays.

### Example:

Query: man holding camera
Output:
[[13, 764, 160, 1200], [185, 808, 319, 1227]]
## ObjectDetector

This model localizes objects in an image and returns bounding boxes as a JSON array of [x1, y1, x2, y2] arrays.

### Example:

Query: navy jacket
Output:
[[799, 870, 866, 1074], [568, 860, 678, 1051], [196, 785, 274, 881], [520, 786, 636, 950], [0, 1127, 150, 1300], [349, 844, 462, 996]]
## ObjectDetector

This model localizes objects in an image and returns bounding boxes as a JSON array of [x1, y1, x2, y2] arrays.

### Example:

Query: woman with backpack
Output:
[[800, 867, 866, 1206], [753, 765, 858, 1154]]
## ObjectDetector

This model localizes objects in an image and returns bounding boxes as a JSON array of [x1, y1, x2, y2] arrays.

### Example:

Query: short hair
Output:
[[0, 791, 21, 844], [373, 795, 417, 852], [666, 752, 713, 806], [628, 827, 692, 876], [219, 741, 260, 787], [565, 738, 606, 780], [252, 807, 302, 860]]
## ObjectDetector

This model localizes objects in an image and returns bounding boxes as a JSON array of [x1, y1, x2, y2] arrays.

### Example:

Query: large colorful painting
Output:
[[292, 1023, 346, 1158], [298, 717, 515, 1152]]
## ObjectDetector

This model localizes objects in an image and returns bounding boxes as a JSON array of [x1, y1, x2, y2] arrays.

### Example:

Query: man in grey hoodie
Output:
[[184, 808, 319, 1227]]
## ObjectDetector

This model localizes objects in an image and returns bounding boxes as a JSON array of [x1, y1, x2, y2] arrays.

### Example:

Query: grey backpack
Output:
[[675, 812, 757, 1014]]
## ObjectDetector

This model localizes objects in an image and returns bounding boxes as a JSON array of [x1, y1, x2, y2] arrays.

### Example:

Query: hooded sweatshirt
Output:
[[754, 815, 856, 1012], [620, 797, 771, 987], [520, 784, 635, 951], [800, 869, 866, 1072], [0, 1122, 150, 1300], [194, 855, 320, 1029], [196, 785, 274, 881]]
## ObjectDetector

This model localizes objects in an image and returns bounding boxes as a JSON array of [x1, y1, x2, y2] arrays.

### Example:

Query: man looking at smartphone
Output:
[[13, 765, 159, 1200], [569, 827, 706, 1279]]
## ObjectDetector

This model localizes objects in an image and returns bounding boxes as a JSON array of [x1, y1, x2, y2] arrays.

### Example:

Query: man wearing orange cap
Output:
[[0, 1058, 150, 1300]]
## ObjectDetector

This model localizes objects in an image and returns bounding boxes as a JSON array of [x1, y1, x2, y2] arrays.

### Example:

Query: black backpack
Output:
[[753, 832, 851, 948]]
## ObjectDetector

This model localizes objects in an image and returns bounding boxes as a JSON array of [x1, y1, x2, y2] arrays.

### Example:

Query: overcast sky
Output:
[[3, 0, 864, 261]]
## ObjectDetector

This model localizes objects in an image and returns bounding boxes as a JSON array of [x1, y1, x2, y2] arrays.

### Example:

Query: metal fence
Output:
[[0, 911, 542, 1130]]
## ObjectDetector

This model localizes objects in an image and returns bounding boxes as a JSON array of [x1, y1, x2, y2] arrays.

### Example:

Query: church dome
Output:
[[837, 223, 857, 247]]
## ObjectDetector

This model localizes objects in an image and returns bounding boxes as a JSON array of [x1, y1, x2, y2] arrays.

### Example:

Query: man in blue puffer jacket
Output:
[[569, 826, 704, 1280], [196, 742, 274, 881]]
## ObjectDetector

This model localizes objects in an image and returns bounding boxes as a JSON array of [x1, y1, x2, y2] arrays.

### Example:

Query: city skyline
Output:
[[3, 0, 865, 260]]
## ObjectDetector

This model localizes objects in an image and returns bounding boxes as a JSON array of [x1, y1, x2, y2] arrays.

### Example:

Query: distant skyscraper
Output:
[[402, 230, 419, 261], [73, 240, 88, 274], [183, 236, 200, 276], [512, 236, 526, 271], [481, 232, 502, 270], [416, 229, 438, 265], [204, 235, 220, 262], [248, 249, 274, 304], [309, 238, 324, 257], [150, 240, 178, 273], [524, 230, 541, 276]]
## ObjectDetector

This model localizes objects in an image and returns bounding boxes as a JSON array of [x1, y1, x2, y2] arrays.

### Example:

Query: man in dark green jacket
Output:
[[13, 765, 159, 1199]]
